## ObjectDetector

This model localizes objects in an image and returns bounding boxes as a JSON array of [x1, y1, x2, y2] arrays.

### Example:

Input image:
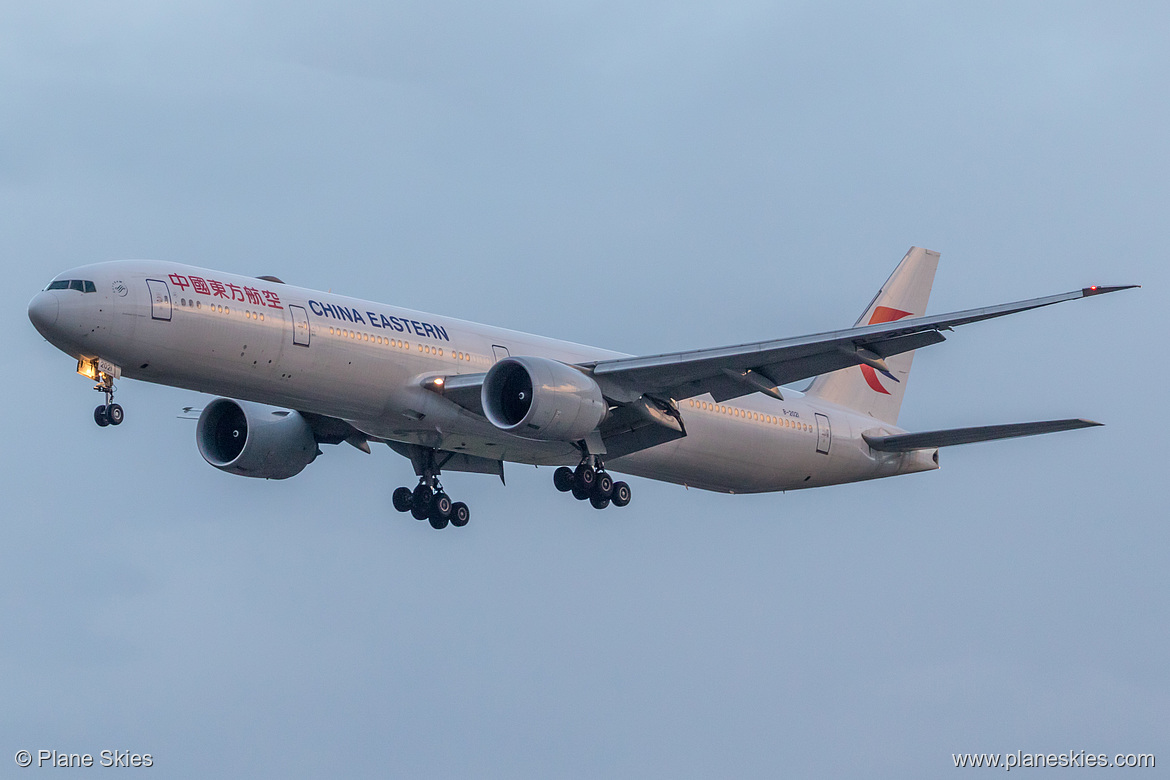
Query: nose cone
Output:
[[28, 292, 60, 335]]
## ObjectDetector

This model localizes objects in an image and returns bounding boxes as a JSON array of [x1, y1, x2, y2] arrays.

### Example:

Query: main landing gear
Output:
[[92, 374, 124, 427], [390, 447, 472, 530], [554, 459, 631, 511], [391, 476, 470, 530]]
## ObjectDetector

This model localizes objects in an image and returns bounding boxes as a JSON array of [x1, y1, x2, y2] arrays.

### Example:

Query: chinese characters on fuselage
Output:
[[167, 273, 283, 309]]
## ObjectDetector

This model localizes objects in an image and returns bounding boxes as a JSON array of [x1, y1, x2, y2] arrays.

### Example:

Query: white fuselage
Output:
[[30, 260, 938, 493]]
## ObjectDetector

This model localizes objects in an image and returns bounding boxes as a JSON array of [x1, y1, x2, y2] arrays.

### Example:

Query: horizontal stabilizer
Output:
[[863, 418, 1102, 452]]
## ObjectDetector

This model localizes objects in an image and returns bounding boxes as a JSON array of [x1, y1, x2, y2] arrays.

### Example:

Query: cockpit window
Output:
[[44, 279, 96, 293]]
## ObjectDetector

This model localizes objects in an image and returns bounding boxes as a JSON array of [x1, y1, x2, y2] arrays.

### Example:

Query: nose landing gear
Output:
[[554, 458, 631, 511], [92, 373, 124, 427]]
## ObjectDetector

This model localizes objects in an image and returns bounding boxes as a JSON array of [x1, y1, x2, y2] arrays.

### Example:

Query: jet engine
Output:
[[482, 356, 607, 442], [196, 398, 318, 479]]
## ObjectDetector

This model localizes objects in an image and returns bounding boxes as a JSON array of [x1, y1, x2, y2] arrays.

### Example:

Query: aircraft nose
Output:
[[28, 291, 60, 334]]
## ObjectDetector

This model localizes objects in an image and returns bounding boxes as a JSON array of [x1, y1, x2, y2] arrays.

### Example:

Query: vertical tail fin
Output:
[[806, 247, 939, 424]]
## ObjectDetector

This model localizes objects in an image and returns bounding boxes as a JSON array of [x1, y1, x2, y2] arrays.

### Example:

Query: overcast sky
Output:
[[3, 2, 1166, 777]]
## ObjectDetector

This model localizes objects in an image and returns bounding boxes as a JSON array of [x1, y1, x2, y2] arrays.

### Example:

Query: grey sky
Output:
[[3, 2, 1165, 777]]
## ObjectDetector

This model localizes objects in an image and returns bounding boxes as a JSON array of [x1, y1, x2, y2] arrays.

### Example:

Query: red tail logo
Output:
[[861, 306, 913, 394]]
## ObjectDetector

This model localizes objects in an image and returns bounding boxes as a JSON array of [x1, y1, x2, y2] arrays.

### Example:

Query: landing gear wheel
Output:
[[574, 463, 596, 492], [432, 492, 453, 519], [592, 471, 614, 500], [611, 481, 631, 507], [412, 484, 434, 512], [94, 405, 110, 427], [410, 484, 433, 521], [553, 466, 575, 492], [589, 494, 611, 510], [392, 487, 413, 513], [106, 403, 124, 426], [428, 511, 450, 530], [571, 485, 590, 501], [450, 502, 470, 527]]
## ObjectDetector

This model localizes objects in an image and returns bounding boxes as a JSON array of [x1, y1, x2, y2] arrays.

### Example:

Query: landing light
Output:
[[77, 357, 122, 381]]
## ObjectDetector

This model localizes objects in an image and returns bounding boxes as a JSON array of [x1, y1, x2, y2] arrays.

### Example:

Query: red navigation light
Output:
[[1083, 284, 1140, 296]]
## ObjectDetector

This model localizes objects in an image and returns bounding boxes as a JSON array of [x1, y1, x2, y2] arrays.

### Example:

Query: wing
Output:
[[420, 284, 1134, 459], [585, 285, 1137, 403], [424, 285, 1136, 409]]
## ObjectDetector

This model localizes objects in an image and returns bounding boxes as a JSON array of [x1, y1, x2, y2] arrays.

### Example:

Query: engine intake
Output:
[[482, 356, 607, 442], [196, 398, 318, 479]]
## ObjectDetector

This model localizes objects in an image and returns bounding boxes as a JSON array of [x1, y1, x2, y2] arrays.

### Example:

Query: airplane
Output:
[[26, 247, 1136, 529]]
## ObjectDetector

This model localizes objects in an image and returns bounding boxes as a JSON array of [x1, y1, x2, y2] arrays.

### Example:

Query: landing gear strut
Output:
[[92, 373, 123, 427], [553, 457, 631, 511], [390, 448, 471, 530]]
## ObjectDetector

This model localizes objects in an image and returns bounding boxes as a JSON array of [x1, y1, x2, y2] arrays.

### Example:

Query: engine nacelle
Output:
[[482, 356, 607, 442], [196, 398, 318, 480]]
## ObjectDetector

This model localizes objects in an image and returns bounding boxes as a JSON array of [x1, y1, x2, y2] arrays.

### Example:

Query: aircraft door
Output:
[[289, 304, 310, 347], [492, 345, 510, 363], [815, 413, 831, 455], [145, 279, 172, 321]]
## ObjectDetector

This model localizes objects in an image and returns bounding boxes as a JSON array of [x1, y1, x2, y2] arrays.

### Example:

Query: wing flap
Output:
[[863, 418, 1102, 452]]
